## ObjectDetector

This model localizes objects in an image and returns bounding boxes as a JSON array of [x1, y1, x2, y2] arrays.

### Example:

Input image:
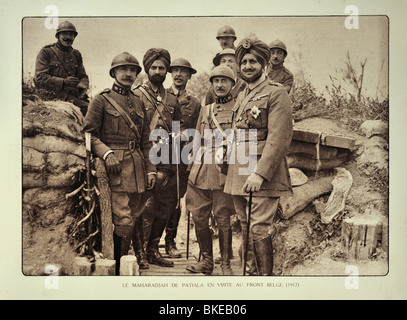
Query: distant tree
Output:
[[342, 51, 367, 102], [187, 72, 211, 105]]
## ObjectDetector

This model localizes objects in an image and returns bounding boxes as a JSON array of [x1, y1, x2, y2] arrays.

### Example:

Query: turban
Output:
[[235, 38, 271, 67], [143, 48, 171, 73]]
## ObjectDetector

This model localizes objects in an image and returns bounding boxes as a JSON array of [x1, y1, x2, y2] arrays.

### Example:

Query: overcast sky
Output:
[[22, 16, 388, 100]]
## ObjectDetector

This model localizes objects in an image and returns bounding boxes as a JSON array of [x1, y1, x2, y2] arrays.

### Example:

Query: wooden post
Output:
[[94, 157, 114, 260], [341, 216, 382, 260]]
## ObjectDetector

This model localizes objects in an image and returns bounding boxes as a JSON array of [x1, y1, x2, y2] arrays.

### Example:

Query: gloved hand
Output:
[[243, 173, 264, 193], [105, 153, 122, 175], [147, 173, 156, 190], [63, 76, 80, 87]]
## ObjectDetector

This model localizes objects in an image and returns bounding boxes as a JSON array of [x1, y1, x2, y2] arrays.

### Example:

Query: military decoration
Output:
[[250, 105, 261, 119]]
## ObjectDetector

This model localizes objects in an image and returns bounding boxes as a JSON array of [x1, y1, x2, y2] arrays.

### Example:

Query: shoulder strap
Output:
[[210, 103, 228, 138], [138, 86, 171, 133], [101, 92, 141, 141]]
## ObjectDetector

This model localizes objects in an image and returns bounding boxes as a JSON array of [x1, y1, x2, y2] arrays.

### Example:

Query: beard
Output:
[[148, 74, 166, 85]]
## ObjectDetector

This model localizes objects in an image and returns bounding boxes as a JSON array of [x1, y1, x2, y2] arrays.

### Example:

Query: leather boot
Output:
[[219, 228, 233, 275], [132, 216, 149, 269], [215, 227, 234, 264], [253, 236, 274, 276], [240, 227, 258, 276], [113, 228, 132, 275], [165, 208, 182, 258], [186, 228, 213, 275], [146, 217, 174, 267]]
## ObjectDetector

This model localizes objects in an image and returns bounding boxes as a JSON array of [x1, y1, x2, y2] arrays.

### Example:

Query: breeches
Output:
[[111, 191, 145, 236], [186, 182, 234, 231], [232, 195, 279, 242]]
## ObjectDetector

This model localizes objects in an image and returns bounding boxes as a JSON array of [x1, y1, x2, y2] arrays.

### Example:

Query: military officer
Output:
[[266, 39, 294, 94], [83, 52, 156, 274], [205, 48, 246, 105], [132, 48, 182, 267], [185, 65, 237, 275], [216, 25, 237, 50], [164, 58, 202, 258], [35, 20, 89, 115], [224, 38, 293, 276]]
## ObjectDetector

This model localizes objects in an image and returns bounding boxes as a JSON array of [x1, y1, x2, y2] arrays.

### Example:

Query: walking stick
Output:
[[243, 191, 253, 276], [186, 210, 191, 259]]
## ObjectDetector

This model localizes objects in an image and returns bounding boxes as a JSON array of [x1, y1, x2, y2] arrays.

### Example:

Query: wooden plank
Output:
[[292, 129, 356, 150], [94, 157, 115, 260]]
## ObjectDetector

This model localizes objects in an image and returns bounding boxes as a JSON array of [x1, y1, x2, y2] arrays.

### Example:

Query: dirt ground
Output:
[[22, 116, 389, 277]]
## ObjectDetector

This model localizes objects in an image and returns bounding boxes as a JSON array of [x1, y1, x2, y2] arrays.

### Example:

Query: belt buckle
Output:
[[129, 140, 136, 151]]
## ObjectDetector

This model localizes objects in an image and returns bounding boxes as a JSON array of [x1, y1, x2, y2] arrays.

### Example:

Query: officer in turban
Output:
[[133, 48, 182, 268], [224, 37, 293, 276]]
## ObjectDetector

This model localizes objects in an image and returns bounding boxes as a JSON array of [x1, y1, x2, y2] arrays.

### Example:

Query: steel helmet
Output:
[[109, 52, 142, 78], [212, 48, 235, 66], [216, 25, 237, 40], [169, 58, 197, 74], [55, 21, 78, 37], [209, 65, 236, 85], [269, 39, 288, 55]]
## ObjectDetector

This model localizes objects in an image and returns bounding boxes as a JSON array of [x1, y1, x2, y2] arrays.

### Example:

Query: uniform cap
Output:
[[269, 39, 288, 55], [212, 48, 235, 66], [109, 52, 142, 78], [55, 21, 78, 37], [169, 58, 197, 74], [209, 65, 236, 85], [216, 25, 237, 40]]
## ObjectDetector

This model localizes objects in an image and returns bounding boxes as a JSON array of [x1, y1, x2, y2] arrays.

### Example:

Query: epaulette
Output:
[[99, 88, 111, 95], [269, 80, 283, 87], [282, 67, 293, 76], [43, 43, 55, 49]]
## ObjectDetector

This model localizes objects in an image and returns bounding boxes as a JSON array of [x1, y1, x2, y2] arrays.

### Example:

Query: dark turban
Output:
[[235, 38, 271, 67], [143, 48, 171, 73]]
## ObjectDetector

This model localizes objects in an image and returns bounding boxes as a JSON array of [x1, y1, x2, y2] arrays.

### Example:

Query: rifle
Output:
[[243, 191, 253, 276], [84, 132, 94, 254]]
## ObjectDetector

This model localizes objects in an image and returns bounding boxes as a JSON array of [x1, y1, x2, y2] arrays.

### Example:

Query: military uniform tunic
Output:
[[132, 81, 182, 249], [186, 95, 235, 231], [83, 83, 156, 235], [35, 42, 89, 106], [266, 64, 294, 94], [224, 79, 293, 241]]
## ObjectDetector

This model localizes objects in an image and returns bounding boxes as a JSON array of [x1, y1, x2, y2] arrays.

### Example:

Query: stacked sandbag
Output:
[[287, 118, 356, 172], [22, 100, 86, 227]]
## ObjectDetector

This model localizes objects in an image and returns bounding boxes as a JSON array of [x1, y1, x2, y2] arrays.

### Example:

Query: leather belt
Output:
[[108, 140, 140, 151], [236, 129, 268, 142]]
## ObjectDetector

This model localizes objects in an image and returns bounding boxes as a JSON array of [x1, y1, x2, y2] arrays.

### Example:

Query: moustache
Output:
[[63, 38, 73, 42]]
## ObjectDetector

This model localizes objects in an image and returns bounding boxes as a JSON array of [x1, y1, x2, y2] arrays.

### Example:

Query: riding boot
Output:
[[113, 227, 132, 275], [219, 228, 233, 275], [240, 226, 257, 275], [186, 228, 214, 275], [253, 236, 274, 276], [132, 216, 149, 269], [165, 207, 182, 258], [146, 217, 174, 267], [215, 227, 234, 264]]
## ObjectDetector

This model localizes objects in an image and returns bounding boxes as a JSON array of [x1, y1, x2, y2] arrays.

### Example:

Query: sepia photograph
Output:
[[2, 0, 406, 301]]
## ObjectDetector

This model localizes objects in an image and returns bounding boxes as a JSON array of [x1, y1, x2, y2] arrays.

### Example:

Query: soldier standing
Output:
[[35, 21, 89, 115], [185, 65, 237, 275], [133, 48, 181, 267], [164, 58, 202, 258], [224, 38, 293, 276], [216, 25, 237, 50], [266, 39, 294, 94], [83, 52, 156, 274]]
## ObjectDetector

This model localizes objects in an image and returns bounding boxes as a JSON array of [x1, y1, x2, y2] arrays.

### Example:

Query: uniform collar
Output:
[[171, 84, 186, 97], [112, 82, 131, 95], [55, 41, 72, 52], [247, 74, 267, 92], [215, 93, 233, 104]]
